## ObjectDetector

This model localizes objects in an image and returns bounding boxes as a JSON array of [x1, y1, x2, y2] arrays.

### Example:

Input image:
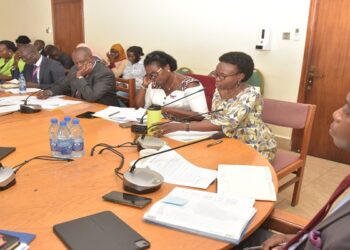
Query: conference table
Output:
[[0, 96, 278, 250]]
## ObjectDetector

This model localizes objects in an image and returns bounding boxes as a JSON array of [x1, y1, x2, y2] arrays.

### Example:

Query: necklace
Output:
[[166, 73, 177, 91]]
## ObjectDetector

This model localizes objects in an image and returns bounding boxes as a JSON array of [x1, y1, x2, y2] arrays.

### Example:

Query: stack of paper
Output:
[[93, 106, 147, 123], [144, 187, 256, 244], [164, 130, 218, 142], [217, 165, 276, 201]]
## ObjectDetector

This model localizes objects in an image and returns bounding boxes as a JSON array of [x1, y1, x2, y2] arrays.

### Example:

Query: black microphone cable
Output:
[[90, 142, 137, 155], [13, 155, 73, 173], [90, 144, 126, 180]]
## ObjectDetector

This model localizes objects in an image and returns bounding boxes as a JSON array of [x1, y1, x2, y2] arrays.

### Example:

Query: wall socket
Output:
[[282, 32, 290, 40]]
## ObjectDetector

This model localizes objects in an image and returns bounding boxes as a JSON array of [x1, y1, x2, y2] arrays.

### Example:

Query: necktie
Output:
[[32, 65, 39, 83], [285, 174, 350, 248]]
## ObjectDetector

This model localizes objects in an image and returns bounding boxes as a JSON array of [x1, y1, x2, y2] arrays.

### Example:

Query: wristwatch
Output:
[[186, 122, 190, 132]]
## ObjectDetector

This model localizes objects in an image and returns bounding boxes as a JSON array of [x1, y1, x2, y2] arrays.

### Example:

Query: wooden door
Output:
[[51, 0, 84, 55], [293, 0, 350, 163]]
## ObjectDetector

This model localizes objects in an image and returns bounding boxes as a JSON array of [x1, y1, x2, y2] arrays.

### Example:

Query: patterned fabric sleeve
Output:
[[210, 88, 261, 131]]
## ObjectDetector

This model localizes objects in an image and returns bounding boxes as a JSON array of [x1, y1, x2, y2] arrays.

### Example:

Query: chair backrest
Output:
[[246, 68, 264, 95], [176, 67, 193, 75], [186, 73, 215, 110], [262, 98, 316, 158], [115, 78, 136, 107]]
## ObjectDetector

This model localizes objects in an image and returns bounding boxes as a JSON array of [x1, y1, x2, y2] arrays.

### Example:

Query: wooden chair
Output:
[[115, 78, 136, 107], [262, 209, 308, 234], [186, 73, 216, 111], [262, 99, 316, 206]]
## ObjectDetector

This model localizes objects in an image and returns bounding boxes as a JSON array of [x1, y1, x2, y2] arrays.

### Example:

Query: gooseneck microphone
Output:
[[123, 132, 226, 194], [20, 87, 50, 114], [0, 156, 73, 191]]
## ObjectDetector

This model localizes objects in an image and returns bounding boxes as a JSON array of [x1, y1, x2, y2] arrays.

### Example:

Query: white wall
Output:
[[0, 0, 54, 44], [0, 0, 311, 139]]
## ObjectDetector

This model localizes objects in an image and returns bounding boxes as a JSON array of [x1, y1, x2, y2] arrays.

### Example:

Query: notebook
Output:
[[53, 211, 150, 250], [0, 232, 19, 250], [0, 147, 16, 161]]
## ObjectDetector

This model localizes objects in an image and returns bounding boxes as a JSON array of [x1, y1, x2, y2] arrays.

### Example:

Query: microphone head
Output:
[[210, 132, 226, 140]]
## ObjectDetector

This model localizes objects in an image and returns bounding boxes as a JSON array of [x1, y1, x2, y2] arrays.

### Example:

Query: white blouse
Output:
[[122, 60, 146, 89], [144, 81, 208, 113]]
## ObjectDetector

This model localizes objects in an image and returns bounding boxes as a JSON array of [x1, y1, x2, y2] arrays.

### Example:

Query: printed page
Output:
[[217, 165, 276, 201], [139, 145, 217, 189], [164, 130, 218, 142]]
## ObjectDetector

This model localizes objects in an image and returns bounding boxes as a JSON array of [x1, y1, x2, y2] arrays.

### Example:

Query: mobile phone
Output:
[[102, 191, 152, 208], [76, 111, 96, 119]]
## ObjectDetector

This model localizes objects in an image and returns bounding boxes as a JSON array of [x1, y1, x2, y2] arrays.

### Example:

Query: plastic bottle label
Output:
[[57, 139, 73, 155], [72, 140, 84, 151]]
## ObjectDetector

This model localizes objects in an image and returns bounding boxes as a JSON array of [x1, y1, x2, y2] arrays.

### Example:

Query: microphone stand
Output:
[[20, 88, 48, 114], [123, 132, 225, 194]]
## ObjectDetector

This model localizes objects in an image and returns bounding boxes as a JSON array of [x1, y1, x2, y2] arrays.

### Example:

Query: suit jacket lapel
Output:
[[314, 200, 350, 231], [39, 57, 48, 84]]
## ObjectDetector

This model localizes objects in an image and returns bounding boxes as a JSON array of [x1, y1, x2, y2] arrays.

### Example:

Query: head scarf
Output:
[[110, 43, 126, 61]]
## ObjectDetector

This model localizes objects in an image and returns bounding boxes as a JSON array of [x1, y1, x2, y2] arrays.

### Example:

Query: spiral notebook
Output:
[[53, 211, 150, 250]]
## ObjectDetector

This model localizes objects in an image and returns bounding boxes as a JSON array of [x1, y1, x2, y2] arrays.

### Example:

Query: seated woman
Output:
[[135, 50, 208, 120], [106, 43, 128, 78], [0, 40, 25, 82], [122, 46, 146, 94], [151, 52, 276, 162]]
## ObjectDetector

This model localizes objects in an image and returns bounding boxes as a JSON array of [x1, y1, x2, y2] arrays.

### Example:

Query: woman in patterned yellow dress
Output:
[[151, 52, 276, 162]]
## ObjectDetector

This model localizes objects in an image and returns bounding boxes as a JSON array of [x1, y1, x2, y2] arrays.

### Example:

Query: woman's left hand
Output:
[[149, 122, 185, 137]]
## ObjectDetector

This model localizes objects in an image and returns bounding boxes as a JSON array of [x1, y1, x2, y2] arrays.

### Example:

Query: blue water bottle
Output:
[[18, 73, 27, 94], [70, 118, 84, 158], [57, 121, 72, 158], [49, 118, 59, 157]]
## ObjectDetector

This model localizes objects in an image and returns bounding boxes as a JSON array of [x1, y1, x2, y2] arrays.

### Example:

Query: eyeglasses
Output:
[[211, 70, 240, 80], [146, 68, 162, 80]]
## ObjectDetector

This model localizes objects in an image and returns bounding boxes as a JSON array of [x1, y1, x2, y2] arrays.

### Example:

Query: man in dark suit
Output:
[[237, 93, 350, 249], [12, 44, 65, 89], [38, 47, 119, 106]]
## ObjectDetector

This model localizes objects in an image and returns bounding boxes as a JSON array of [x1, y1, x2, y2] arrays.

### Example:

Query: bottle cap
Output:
[[72, 118, 80, 125], [64, 116, 71, 122], [60, 121, 67, 126], [51, 118, 58, 124]]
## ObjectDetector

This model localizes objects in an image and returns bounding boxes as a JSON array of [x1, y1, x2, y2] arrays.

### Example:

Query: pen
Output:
[[243, 242, 286, 250], [207, 139, 223, 147], [108, 111, 120, 117]]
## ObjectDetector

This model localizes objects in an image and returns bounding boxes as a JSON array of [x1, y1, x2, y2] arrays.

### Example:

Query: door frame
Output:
[[292, 0, 318, 150]]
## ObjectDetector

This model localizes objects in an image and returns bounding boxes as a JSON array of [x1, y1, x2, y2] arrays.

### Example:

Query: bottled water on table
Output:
[[49, 118, 59, 157], [70, 118, 84, 158], [64, 116, 72, 130], [18, 73, 27, 94], [57, 121, 72, 158]]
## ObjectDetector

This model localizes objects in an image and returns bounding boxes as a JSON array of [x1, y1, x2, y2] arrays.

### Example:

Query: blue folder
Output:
[[0, 230, 35, 244]]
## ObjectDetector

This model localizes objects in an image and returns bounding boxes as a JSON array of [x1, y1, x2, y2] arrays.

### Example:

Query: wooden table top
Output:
[[0, 97, 277, 250]]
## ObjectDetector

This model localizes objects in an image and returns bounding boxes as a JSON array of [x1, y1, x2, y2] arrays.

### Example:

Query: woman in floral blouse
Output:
[[151, 52, 276, 162]]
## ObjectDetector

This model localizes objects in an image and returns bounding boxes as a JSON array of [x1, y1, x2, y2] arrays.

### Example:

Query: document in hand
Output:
[[217, 165, 276, 201], [143, 187, 256, 244]]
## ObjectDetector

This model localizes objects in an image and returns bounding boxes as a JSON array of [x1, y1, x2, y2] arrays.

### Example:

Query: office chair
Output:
[[186, 73, 215, 111], [247, 68, 264, 95], [115, 78, 136, 107], [176, 67, 193, 75], [262, 99, 316, 206]]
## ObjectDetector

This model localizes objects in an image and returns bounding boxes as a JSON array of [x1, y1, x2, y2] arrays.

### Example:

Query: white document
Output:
[[217, 165, 276, 201], [136, 145, 217, 189], [165, 130, 218, 142], [7, 88, 41, 94], [93, 106, 147, 123], [144, 187, 256, 244], [0, 95, 82, 109], [0, 104, 20, 113]]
